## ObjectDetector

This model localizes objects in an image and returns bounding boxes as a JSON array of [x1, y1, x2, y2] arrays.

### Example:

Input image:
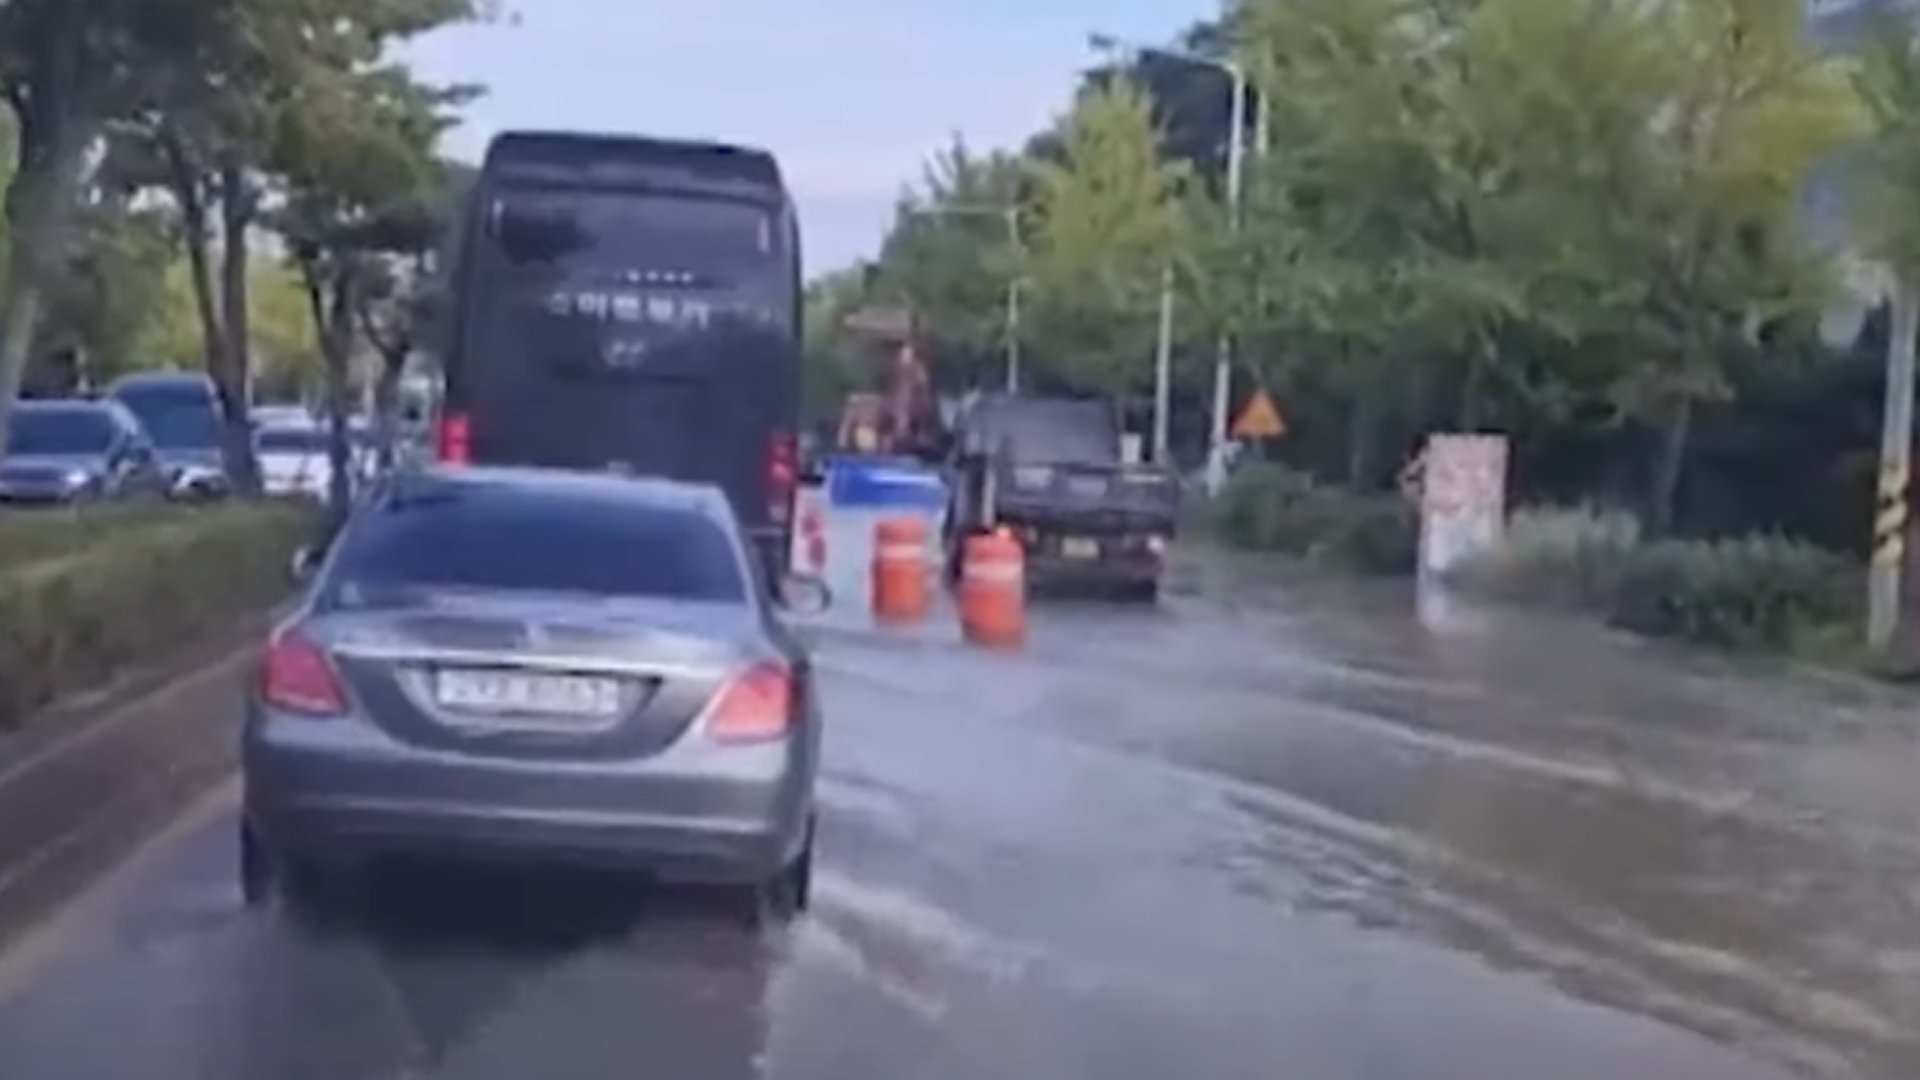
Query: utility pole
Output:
[[1203, 62, 1249, 495], [905, 202, 1022, 392], [1085, 34, 1250, 479], [1870, 283, 1917, 648], [1153, 263, 1174, 463], [1005, 206, 1022, 392]]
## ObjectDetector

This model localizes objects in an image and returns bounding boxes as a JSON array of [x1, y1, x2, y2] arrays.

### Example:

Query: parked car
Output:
[[0, 399, 170, 505], [254, 421, 333, 499], [242, 466, 831, 927], [250, 404, 317, 429], [107, 371, 248, 498]]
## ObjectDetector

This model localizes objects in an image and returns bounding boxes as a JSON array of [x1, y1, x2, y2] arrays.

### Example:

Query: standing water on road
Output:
[[2, 504, 1917, 1079]]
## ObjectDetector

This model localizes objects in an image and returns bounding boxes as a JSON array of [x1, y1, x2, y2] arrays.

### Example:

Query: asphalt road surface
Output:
[[0, 512, 1916, 1079]]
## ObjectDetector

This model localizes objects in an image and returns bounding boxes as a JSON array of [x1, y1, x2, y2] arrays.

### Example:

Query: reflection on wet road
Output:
[[1, 523, 1916, 1078]]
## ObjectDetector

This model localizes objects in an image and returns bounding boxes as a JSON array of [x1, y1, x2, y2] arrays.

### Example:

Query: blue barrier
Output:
[[825, 454, 948, 511]]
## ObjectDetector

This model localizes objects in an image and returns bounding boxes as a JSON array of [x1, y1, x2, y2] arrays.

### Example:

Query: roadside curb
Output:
[[0, 616, 272, 953]]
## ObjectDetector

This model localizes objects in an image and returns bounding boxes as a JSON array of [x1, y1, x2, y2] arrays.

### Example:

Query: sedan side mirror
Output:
[[777, 572, 831, 615]]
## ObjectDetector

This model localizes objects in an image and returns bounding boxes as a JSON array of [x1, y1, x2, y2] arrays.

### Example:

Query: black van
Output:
[[433, 130, 805, 582]]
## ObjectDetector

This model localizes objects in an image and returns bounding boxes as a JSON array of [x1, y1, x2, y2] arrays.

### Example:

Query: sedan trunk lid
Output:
[[304, 588, 764, 761]]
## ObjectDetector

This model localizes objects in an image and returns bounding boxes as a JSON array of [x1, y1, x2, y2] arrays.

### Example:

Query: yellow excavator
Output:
[[835, 306, 943, 459]]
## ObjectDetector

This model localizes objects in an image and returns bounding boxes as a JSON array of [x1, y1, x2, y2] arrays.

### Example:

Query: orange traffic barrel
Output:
[[958, 529, 1024, 648], [871, 515, 931, 622]]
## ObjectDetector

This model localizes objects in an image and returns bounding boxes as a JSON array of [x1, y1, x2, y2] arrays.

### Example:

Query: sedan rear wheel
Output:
[[239, 823, 272, 907], [745, 818, 814, 928], [243, 826, 354, 934], [284, 870, 355, 937]]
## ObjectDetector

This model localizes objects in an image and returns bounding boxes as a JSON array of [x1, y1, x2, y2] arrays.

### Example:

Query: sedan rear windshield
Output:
[[325, 488, 747, 603], [257, 428, 328, 453]]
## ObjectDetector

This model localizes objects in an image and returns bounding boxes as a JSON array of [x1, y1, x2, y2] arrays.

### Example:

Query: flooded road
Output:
[[0, 516, 1914, 1079]]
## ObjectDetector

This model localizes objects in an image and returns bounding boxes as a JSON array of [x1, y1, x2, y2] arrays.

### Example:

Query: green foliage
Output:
[[1022, 79, 1191, 398], [0, 0, 481, 464], [1607, 536, 1860, 649], [870, 140, 1028, 389], [1449, 504, 1860, 649], [1446, 505, 1643, 609], [0, 504, 197, 569], [251, 262, 323, 395], [35, 206, 176, 387], [0, 501, 314, 728], [801, 265, 877, 421], [1850, 8, 1920, 283], [1210, 461, 1416, 574]]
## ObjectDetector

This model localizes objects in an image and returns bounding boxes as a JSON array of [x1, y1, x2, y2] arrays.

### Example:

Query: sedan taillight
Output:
[[259, 631, 347, 716], [702, 661, 793, 743]]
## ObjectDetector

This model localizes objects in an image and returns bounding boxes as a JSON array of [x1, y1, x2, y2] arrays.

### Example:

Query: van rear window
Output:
[[485, 188, 775, 280], [468, 187, 788, 374]]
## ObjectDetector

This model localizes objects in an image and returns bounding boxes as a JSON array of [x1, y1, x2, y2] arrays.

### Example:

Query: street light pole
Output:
[[1004, 206, 1022, 392], [1204, 62, 1248, 495], [1153, 262, 1174, 463], [1088, 34, 1249, 476], [905, 202, 1022, 392]]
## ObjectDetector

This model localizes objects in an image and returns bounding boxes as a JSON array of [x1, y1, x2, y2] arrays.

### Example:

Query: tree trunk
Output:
[[307, 267, 358, 524], [0, 108, 94, 452], [1647, 396, 1693, 536], [1343, 342, 1374, 490], [1457, 332, 1490, 429], [166, 145, 227, 381], [372, 360, 402, 469], [355, 300, 410, 471], [215, 164, 261, 494]]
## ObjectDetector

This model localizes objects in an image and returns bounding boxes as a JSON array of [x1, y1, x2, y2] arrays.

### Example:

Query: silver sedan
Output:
[[241, 466, 829, 926]]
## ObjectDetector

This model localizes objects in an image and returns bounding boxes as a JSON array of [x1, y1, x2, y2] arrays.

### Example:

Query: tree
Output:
[[1206, 0, 1857, 513], [348, 156, 471, 468], [273, 60, 470, 517], [1076, 31, 1240, 188], [1849, 10, 1920, 304], [1022, 79, 1189, 400], [248, 261, 323, 399], [32, 205, 176, 392], [801, 264, 878, 422], [0, 0, 248, 447], [871, 139, 1029, 391], [1568, 0, 1859, 529], [100, 0, 477, 489]]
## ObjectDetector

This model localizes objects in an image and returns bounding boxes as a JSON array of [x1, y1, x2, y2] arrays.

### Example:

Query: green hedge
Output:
[[1214, 472, 1864, 654], [1209, 462, 1417, 575], [1606, 535, 1860, 649], [0, 501, 315, 728], [1449, 506, 1862, 651], [0, 504, 193, 570]]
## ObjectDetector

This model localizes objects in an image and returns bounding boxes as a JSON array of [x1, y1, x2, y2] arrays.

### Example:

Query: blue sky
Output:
[[404, 0, 1209, 276]]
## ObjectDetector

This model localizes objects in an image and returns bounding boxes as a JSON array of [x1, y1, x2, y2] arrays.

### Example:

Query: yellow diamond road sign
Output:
[[1231, 389, 1286, 439]]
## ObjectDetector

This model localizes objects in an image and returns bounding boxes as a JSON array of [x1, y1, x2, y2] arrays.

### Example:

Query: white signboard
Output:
[[1417, 433, 1508, 578]]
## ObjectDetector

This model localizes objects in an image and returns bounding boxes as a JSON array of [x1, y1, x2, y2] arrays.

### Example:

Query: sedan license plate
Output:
[[433, 669, 622, 719], [1061, 537, 1099, 559]]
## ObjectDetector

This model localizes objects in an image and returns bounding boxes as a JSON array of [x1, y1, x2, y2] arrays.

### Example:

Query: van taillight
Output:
[[766, 430, 796, 524], [435, 412, 470, 464]]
